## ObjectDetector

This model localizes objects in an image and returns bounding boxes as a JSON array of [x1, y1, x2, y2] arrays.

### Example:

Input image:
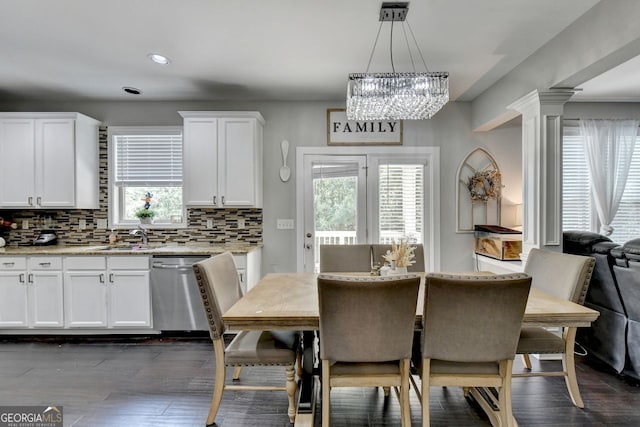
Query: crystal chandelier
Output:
[[346, 3, 449, 121]]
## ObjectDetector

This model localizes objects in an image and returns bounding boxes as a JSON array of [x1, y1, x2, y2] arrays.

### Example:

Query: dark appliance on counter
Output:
[[33, 230, 58, 246], [474, 224, 522, 261]]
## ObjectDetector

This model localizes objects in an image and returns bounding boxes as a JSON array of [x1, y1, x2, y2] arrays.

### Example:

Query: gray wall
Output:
[[0, 99, 522, 273]]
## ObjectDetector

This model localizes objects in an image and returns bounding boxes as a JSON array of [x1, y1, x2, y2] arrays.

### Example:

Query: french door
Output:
[[301, 155, 367, 273], [297, 147, 439, 273]]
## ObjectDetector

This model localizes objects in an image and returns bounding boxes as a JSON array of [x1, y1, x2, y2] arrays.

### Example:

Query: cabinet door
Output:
[[64, 271, 108, 327], [0, 119, 36, 207], [0, 272, 28, 327], [108, 270, 151, 328], [218, 118, 257, 206], [36, 119, 75, 207], [29, 271, 64, 327], [183, 117, 219, 206]]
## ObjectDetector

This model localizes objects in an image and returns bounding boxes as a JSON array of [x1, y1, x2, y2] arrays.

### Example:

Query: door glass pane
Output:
[[378, 164, 424, 244], [312, 162, 360, 271]]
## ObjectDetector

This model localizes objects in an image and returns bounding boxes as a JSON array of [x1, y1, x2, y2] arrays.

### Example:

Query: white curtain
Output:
[[578, 119, 639, 236]]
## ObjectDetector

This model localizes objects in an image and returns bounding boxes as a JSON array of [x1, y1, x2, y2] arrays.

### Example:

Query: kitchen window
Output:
[[109, 127, 185, 227], [562, 126, 640, 243]]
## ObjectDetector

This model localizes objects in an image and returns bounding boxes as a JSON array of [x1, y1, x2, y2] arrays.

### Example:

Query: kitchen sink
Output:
[[91, 245, 163, 252]]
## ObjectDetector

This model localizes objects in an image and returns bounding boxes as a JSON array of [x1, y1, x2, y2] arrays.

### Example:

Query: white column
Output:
[[508, 89, 575, 264]]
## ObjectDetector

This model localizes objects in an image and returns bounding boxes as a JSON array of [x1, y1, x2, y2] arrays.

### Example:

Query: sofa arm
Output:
[[563, 231, 613, 255]]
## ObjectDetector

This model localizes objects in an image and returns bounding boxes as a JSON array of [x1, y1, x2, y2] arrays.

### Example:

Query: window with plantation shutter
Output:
[[378, 163, 424, 244], [110, 127, 185, 227], [562, 126, 640, 244]]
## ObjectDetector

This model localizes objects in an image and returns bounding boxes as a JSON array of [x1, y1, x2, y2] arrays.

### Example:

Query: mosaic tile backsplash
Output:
[[0, 127, 263, 247]]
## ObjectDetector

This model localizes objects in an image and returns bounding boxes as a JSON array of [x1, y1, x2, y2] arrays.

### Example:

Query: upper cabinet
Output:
[[180, 111, 264, 208], [0, 112, 101, 209]]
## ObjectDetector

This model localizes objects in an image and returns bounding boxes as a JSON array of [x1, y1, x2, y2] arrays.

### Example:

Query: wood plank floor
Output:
[[1, 335, 639, 426]]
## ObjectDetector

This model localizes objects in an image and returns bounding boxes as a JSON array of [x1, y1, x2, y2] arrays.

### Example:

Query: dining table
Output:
[[222, 272, 600, 427]]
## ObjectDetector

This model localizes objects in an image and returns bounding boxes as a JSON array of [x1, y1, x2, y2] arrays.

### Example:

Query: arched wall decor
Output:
[[456, 148, 502, 233]]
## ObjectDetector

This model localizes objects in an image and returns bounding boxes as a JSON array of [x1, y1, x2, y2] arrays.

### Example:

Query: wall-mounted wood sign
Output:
[[326, 108, 403, 146]]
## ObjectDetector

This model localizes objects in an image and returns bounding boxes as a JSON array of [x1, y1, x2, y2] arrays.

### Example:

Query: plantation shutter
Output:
[[378, 164, 424, 244], [114, 131, 183, 186]]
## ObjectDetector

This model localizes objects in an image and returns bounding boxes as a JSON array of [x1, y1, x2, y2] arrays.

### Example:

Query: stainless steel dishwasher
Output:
[[150, 255, 210, 331]]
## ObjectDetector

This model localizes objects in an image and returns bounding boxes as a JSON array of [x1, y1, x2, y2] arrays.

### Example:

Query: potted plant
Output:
[[135, 208, 156, 224]]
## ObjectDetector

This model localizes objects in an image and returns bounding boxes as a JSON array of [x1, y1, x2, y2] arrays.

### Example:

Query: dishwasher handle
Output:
[[152, 263, 195, 271]]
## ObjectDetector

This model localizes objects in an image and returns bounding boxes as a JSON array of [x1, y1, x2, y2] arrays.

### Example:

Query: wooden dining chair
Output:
[[317, 274, 421, 427], [418, 273, 532, 427], [319, 244, 372, 272], [193, 252, 299, 426], [514, 248, 595, 408]]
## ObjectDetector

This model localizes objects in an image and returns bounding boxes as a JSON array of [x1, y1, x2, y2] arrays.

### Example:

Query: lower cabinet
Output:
[[64, 256, 151, 329], [0, 256, 63, 328]]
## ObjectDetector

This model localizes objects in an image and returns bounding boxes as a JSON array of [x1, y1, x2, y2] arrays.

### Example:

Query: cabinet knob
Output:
[[36, 196, 42, 206], [28, 196, 34, 206], [99, 274, 105, 284], [213, 196, 217, 205], [28, 274, 33, 283], [221, 196, 225, 205], [19, 273, 25, 283]]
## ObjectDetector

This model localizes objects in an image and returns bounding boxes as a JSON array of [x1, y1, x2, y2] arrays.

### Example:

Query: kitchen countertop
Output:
[[0, 243, 262, 256]]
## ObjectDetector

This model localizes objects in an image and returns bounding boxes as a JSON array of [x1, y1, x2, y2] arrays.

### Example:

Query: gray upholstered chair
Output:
[[317, 274, 421, 427], [193, 252, 299, 425], [514, 248, 595, 408], [372, 243, 425, 272], [419, 273, 531, 427], [319, 244, 372, 272]]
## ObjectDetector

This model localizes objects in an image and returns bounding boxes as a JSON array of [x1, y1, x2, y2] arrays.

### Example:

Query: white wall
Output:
[[0, 99, 522, 273]]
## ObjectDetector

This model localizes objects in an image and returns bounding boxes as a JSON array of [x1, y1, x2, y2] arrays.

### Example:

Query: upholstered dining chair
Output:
[[193, 252, 299, 425], [418, 273, 532, 427], [319, 244, 373, 272], [317, 274, 421, 427], [514, 248, 595, 408]]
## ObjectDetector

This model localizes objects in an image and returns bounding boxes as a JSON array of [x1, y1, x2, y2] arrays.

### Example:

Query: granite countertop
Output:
[[0, 243, 262, 256]]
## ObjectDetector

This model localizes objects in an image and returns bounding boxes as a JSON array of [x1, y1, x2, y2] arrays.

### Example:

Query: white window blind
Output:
[[114, 132, 183, 186], [378, 164, 424, 244], [563, 126, 640, 243]]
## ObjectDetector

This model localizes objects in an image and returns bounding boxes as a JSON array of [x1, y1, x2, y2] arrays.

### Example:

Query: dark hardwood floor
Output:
[[1, 335, 639, 426]]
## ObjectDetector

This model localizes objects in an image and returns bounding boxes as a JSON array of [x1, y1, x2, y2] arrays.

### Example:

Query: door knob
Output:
[[306, 232, 312, 238], [305, 243, 312, 250]]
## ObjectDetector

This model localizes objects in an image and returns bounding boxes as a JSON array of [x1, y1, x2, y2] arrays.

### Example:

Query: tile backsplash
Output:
[[0, 127, 262, 247]]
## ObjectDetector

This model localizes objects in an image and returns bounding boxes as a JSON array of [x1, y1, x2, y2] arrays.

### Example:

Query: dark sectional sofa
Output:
[[563, 231, 640, 380]]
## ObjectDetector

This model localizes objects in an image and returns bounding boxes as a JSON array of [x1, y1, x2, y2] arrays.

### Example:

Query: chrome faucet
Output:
[[130, 225, 148, 246]]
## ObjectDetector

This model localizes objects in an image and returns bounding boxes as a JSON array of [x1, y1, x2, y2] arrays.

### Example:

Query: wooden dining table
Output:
[[222, 272, 600, 427]]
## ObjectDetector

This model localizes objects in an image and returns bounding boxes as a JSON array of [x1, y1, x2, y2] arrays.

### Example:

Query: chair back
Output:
[[524, 248, 595, 304], [318, 274, 421, 363], [372, 244, 425, 272], [319, 244, 372, 272], [193, 252, 243, 340], [422, 273, 531, 362]]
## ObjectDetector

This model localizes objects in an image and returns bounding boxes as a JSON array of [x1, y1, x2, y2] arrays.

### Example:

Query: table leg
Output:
[[295, 331, 318, 426]]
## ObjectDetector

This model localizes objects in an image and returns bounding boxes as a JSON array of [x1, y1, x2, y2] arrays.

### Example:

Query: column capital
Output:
[[508, 89, 576, 115]]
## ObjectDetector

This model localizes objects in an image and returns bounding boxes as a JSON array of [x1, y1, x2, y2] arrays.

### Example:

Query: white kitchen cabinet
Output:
[[0, 256, 63, 328], [0, 258, 28, 328], [180, 111, 264, 208], [64, 256, 151, 329], [0, 112, 100, 209], [28, 257, 64, 327], [107, 256, 151, 328]]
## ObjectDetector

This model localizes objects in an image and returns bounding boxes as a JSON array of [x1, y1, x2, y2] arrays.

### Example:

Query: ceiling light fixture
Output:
[[148, 53, 170, 65], [346, 2, 449, 120], [123, 86, 142, 95]]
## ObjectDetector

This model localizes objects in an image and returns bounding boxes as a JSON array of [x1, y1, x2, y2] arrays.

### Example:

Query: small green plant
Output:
[[135, 208, 156, 219]]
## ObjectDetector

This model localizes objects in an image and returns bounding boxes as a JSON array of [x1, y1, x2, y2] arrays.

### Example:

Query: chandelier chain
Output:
[[400, 22, 416, 73], [406, 18, 430, 72]]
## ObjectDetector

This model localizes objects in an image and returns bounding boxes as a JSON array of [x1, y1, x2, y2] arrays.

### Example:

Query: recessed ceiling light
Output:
[[148, 53, 170, 65], [123, 87, 142, 95]]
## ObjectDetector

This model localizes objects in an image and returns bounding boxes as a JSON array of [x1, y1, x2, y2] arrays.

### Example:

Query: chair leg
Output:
[[499, 359, 516, 427], [322, 359, 331, 427], [400, 359, 411, 427], [421, 358, 431, 427], [285, 364, 297, 423], [232, 366, 243, 381], [296, 351, 303, 381], [521, 354, 532, 370], [207, 339, 227, 426], [383, 386, 391, 396], [563, 327, 584, 408]]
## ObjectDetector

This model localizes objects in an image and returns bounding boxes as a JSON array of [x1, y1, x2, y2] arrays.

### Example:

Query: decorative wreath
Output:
[[466, 169, 501, 202]]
